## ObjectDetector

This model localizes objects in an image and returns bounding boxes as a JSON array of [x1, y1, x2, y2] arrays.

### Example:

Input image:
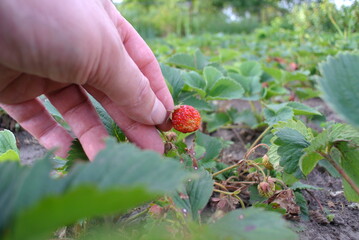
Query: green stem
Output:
[[233, 195, 246, 209], [320, 152, 359, 197], [247, 160, 266, 178], [213, 189, 246, 209], [212, 160, 244, 177], [248, 126, 271, 152], [328, 11, 344, 37], [249, 101, 257, 114]]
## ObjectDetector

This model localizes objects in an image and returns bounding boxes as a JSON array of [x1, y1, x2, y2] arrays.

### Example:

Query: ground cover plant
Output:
[[1, 2, 359, 239]]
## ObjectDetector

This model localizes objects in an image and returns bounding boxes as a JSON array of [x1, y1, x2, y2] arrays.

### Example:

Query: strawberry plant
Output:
[[1, 28, 359, 240]]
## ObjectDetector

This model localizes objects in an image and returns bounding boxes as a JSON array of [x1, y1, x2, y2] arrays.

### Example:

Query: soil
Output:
[[3, 97, 359, 240]]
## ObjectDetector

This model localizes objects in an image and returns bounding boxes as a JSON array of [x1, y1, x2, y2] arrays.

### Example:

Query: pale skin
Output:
[[0, 0, 174, 160]]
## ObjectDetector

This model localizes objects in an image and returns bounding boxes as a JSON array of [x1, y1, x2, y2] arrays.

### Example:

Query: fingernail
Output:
[[151, 98, 167, 125]]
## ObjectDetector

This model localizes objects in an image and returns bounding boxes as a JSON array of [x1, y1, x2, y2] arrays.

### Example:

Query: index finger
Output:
[[106, 2, 174, 113]]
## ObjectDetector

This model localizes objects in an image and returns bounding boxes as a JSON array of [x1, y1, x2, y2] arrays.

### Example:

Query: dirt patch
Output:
[[14, 131, 48, 165], [295, 168, 359, 240]]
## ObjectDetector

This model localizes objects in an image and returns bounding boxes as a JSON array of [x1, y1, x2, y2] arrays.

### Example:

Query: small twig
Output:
[[214, 182, 229, 191], [232, 195, 246, 209], [273, 178, 288, 189], [213, 189, 246, 209], [213, 189, 233, 195], [320, 152, 359, 197], [224, 176, 239, 183], [305, 189, 324, 212], [244, 143, 270, 160], [212, 159, 245, 177], [247, 126, 272, 152], [246, 160, 267, 178], [249, 101, 258, 116], [227, 181, 257, 185]]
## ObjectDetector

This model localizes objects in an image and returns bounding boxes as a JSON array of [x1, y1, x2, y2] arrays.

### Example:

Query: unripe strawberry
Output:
[[257, 180, 275, 198], [171, 105, 201, 133], [262, 154, 273, 170]]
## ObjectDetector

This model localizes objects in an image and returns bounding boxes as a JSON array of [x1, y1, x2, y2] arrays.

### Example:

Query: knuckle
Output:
[[131, 76, 152, 108]]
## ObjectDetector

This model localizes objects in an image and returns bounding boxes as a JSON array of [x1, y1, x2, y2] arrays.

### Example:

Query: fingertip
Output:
[[156, 111, 173, 131]]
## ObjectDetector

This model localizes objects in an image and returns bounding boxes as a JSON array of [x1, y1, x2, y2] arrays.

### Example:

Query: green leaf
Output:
[[42, 98, 62, 119], [284, 71, 308, 83], [167, 49, 208, 70], [205, 112, 231, 133], [253, 203, 287, 215], [228, 109, 259, 128], [264, 107, 293, 126], [0, 130, 19, 156], [290, 182, 322, 191], [318, 160, 340, 178], [0, 149, 20, 162], [195, 132, 224, 162], [161, 64, 184, 104], [300, 151, 323, 176], [318, 53, 359, 127], [207, 77, 244, 100], [263, 66, 283, 82], [208, 208, 297, 240], [218, 48, 239, 62], [0, 139, 191, 239], [270, 120, 313, 172], [305, 123, 359, 153], [65, 139, 88, 168], [89, 96, 125, 141], [286, 102, 322, 116], [229, 72, 262, 101], [194, 49, 209, 70], [239, 61, 263, 77], [266, 86, 289, 98], [335, 142, 359, 202], [294, 191, 309, 221], [273, 119, 313, 140], [182, 95, 213, 111], [274, 128, 310, 174], [203, 66, 223, 90], [167, 53, 195, 70], [182, 71, 206, 97], [172, 170, 213, 221], [13, 186, 155, 240]]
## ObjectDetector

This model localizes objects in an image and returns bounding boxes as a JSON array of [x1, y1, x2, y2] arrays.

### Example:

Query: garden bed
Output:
[[11, 98, 359, 240]]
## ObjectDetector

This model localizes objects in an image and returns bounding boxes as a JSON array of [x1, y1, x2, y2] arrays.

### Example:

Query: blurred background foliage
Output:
[[115, 0, 358, 39]]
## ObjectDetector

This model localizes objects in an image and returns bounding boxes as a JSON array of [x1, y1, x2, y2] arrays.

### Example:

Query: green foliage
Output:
[[195, 132, 225, 162], [167, 49, 209, 70], [207, 208, 297, 240], [66, 139, 89, 167], [0, 139, 191, 240], [172, 170, 213, 221], [0, 130, 19, 162], [318, 53, 359, 127], [334, 142, 359, 202], [264, 106, 293, 126], [161, 63, 184, 104], [76, 208, 297, 240], [4, 9, 359, 238], [294, 191, 309, 221], [274, 128, 310, 174], [290, 182, 322, 191]]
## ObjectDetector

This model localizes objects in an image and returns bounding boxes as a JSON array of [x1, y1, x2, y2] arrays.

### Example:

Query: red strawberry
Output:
[[171, 105, 201, 133]]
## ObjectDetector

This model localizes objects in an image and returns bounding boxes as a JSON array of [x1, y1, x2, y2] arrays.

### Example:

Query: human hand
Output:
[[0, 0, 174, 160]]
